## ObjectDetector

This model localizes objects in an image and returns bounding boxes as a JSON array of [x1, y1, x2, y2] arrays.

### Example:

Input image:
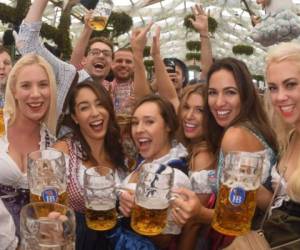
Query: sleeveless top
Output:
[[216, 124, 277, 192]]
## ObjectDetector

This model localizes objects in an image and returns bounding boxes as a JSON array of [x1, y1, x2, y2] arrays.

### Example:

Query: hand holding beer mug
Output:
[[83, 166, 117, 231], [131, 163, 174, 236], [212, 151, 263, 236], [28, 149, 68, 205], [20, 202, 75, 250], [87, 0, 113, 31]]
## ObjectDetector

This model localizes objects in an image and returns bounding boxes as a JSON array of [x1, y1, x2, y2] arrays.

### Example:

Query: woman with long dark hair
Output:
[[54, 80, 127, 250]]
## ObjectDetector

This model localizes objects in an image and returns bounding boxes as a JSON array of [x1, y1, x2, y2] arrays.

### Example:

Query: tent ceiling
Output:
[[1, 0, 300, 75]]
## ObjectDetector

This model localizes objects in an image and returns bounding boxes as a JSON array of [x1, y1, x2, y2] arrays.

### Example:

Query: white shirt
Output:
[[0, 199, 18, 250]]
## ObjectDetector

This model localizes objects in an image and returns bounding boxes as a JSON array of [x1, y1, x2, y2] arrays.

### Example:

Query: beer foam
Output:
[[137, 198, 168, 210], [223, 179, 259, 191], [87, 201, 115, 211]]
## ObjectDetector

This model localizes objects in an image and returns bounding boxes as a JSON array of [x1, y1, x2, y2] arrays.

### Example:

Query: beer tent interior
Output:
[[1, 0, 300, 83]]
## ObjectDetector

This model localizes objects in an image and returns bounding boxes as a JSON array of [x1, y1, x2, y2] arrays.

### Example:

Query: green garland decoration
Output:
[[144, 59, 154, 68], [55, 8, 72, 59], [232, 44, 254, 56], [252, 75, 264, 82], [0, 4, 15, 24], [186, 41, 200, 51], [184, 14, 218, 33], [188, 65, 201, 71], [186, 52, 201, 61], [143, 46, 151, 57], [15, 0, 31, 25]]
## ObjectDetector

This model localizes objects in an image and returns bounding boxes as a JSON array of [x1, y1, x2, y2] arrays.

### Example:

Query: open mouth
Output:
[[137, 138, 151, 150], [279, 105, 294, 116], [94, 63, 104, 70], [216, 110, 230, 118], [27, 102, 44, 109], [89, 120, 104, 130]]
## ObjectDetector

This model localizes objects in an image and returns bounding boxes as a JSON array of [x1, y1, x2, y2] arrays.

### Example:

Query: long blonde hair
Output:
[[265, 42, 300, 202], [4, 53, 57, 134]]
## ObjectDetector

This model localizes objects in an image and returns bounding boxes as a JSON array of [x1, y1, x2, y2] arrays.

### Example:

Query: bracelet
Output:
[[200, 34, 210, 39]]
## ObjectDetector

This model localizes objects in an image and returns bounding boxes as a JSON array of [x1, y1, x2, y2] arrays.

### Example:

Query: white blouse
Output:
[[0, 115, 55, 189]]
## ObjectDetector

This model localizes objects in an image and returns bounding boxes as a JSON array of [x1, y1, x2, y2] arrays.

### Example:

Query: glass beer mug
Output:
[[212, 151, 264, 236], [20, 202, 75, 250], [28, 149, 68, 205], [131, 163, 174, 236], [83, 166, 117, 231], [63, 0, 113, 30], [87, 0, 113, 31]]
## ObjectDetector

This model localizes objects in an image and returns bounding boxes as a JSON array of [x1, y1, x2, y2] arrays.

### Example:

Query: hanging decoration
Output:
[[186, 41, 200, 51], [232, 44, 254, 55], [186, 52, 201, 61]]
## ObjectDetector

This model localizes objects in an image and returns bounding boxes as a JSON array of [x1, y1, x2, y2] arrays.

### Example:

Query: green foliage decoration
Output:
[[144, 59, 154, 68], [188, 65, 201, 71], [252, 75, 264, 82], [184, 14, 218, 33], [232, 44, 254, 56], [186, 52, 201, 61], [143, 46, 151, 57], [186, 41, 200, 51]]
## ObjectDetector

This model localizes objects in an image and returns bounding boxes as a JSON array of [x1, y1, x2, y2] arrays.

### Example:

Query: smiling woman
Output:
[[119, 95, 191, 249], [0, 53, 57, 238], [53, 80, 127, 250], [202, 57, 278, 248]]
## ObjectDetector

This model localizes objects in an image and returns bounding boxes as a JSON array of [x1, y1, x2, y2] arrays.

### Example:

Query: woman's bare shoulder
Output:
[[221, 126, 264, 153]]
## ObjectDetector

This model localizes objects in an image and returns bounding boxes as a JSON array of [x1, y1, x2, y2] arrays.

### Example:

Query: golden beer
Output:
[[88, 16, 108, 31], [131, 201, 168, 236], [212, 183, 257, 236], [30, 190, 68, 206], [86, 205, 117, 231]]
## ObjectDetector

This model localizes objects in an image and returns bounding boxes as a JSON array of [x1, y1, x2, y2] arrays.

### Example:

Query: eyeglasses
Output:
[[88, 48, 112, 57]]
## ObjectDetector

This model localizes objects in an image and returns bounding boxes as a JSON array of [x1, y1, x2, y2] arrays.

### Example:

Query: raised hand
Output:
[[150, 25, 161, 58], [130, 22, 153, 53], [190, 4, 209, 35]]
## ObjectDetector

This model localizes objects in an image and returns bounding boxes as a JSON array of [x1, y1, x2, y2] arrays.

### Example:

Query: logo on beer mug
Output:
[[212, 151, 264, 236], [131, 163, 174, 236], [41, 187, 59, 203], [229, 187, 246, 206]]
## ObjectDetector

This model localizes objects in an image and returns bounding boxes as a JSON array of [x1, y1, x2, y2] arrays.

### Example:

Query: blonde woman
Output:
[[263, 42, 300, 248], [0, 54, 57, 236]]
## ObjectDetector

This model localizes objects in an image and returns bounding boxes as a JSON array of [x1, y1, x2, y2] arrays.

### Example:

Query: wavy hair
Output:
[[204, 57, 278, 155], [265, 42, 300, 202], [63, 80, 125, 170], [4, 53, 57, 134]]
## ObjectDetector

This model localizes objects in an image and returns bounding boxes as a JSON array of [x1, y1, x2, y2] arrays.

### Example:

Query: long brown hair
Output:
[[204, 57, 278, 155], [63, 80, 125, 170]]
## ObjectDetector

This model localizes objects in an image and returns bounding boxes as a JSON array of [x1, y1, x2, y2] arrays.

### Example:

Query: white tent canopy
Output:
[[1, 0, 300, 75]]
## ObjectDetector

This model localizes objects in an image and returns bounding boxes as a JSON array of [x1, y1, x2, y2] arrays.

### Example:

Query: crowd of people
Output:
[[0, 0, 300, 249]]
